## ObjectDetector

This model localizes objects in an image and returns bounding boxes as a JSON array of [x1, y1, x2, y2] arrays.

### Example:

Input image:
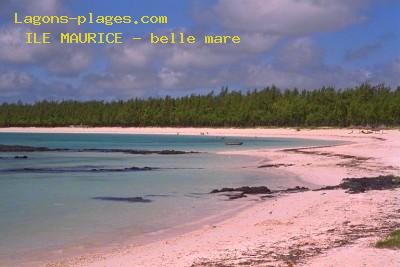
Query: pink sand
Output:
[[1, 127, 399, 267]]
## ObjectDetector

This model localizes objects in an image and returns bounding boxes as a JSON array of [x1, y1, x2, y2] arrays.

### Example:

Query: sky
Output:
[[0, 0, 399, 102]]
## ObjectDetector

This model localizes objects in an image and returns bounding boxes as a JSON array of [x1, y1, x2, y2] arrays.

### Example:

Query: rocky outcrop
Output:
[[211, 176, 400, 201], [316, 175, 400, 194], [0, 166, 157, 173], [258, 163, 294, 168], [91, 196, 152, 203], [0, 144, 199, 155], [210, 186, 272, 194]]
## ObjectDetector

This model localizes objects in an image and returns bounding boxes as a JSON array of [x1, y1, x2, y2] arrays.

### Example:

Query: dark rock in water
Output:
[[240, 186, 272, 194], [157, 150, 191, 155], [0, 145, 55, 152], [0, 166, 158, 173], [1, 167, 67, 173], [260, 194, 275, 199], [258, 163, 294, 168], [210, 176, 400, 201], [210, 187, 235, 194], [14, 155, 28, 159], [281, 186, 309, 193], [0, 155, 29, 160], [90, 166, 156, 172], [211, 185, 309, 200], [210, 185, 311, 200], [224, 193, 247, 200], [317, 175, 400, 194], [0, 144, 198, 155], [92, 196, 152, 203], [83, 148, 198, 155], [211, 186, 272, 194]]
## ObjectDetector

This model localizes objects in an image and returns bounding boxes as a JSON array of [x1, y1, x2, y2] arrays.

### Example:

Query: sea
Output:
[[0, 133, 335, 266]]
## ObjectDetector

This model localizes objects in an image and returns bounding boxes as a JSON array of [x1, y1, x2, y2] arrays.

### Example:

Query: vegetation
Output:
[[376, 230, 400, 249], [1, 83, 399, 127]]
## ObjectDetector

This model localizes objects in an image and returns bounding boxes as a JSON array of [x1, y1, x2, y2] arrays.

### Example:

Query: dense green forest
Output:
[[1, 83, 399, 127]]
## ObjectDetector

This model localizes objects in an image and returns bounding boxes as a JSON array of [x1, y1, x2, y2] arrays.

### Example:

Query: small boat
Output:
[[224, 141, 243, 146]]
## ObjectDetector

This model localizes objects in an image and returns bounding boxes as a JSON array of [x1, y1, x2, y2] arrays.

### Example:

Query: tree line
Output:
[[0, 83, 399, 128]]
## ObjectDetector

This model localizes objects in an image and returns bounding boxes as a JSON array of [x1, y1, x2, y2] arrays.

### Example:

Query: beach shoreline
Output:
[[1, 127, 399, 266]]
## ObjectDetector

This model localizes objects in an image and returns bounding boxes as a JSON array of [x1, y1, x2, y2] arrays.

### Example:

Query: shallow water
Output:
[[0, 133, 335, 265]]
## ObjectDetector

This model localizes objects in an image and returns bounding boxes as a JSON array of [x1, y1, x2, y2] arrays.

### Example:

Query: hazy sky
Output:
[[1, 0, 399, 102]]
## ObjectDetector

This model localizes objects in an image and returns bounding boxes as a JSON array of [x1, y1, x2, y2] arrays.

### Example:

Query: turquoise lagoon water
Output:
[[0, 133, 334, 265]]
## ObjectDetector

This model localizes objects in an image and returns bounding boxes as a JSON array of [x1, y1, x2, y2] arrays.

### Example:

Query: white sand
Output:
[[1, 127, 399, 266]]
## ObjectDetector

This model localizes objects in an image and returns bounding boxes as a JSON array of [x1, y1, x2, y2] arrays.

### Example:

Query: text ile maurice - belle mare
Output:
[[14, 12, 241, 45]]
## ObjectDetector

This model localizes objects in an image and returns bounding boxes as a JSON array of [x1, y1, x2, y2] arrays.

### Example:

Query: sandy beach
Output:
[[1, 127, 399, 266]]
